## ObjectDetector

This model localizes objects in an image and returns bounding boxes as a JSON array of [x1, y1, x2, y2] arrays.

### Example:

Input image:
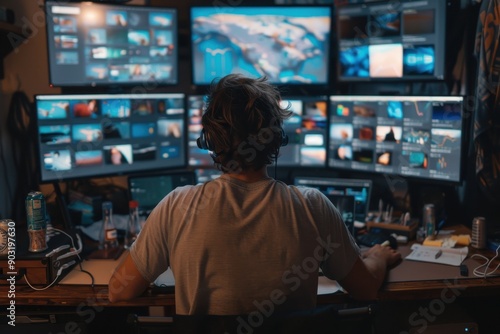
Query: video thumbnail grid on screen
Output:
[[337, 0, 445, 80], [46, 1, 177, 86], [35, 94, 185, 182], [328, 96, 464, 182], [191, 6, 332, 85], [279, 96, 329, 167], [187, 95, 328, 168]]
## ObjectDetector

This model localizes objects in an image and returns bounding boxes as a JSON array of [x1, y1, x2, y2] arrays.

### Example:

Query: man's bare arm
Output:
[[108, 252, 150, 303], [339, 244, 401, 300]]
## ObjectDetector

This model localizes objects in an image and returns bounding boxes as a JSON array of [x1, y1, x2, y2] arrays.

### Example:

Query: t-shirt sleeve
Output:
[[129, 196, 171, 283], [300, 187, 361, 281]]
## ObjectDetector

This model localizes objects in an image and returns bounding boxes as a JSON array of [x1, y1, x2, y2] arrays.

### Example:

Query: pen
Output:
[[435, 250, 442, 259], [434, 219, 446, 237]]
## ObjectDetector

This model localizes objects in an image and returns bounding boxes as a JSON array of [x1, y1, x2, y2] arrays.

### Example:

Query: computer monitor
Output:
[[45, 1, 178, 87], [337, 0, 446, 81], [35, 93, 186, 183], [194, 168, 223, 184], [187, 95, 212, 167], [279, 96, 329, 167], [294, 176, 372, 223], [328, 95, 465, 183], [128, 171, 196, 216], [190, 6, 332, 86], [187, 94, 329, 168]]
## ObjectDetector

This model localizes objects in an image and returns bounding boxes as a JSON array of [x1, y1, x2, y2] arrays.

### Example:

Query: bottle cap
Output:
[[129, 200, 139, 208], [102, 201, 113, 210]]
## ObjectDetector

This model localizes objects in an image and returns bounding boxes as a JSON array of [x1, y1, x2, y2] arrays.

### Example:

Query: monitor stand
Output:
[[53, 182, 73, 231]]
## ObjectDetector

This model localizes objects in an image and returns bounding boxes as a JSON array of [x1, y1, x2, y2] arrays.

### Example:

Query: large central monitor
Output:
[[187, 94, 328, 168], [45, 1, 178, 87], [35, 93, 186, 183], [337, 0, 447, 81], [190, 6, 332, 86], [328, 95, 465, 183]]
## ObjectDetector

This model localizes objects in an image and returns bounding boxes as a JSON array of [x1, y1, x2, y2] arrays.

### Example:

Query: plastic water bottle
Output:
[[100, 201, 118, 249], [125, 200, 141, 249]]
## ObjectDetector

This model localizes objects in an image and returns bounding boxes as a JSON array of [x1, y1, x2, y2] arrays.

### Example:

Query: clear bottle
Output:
[[100, 201, 118, 249], [124, 200, 141, 249]]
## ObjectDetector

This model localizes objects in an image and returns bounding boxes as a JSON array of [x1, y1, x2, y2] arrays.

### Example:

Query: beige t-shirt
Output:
[[130, 174, 360, 315]]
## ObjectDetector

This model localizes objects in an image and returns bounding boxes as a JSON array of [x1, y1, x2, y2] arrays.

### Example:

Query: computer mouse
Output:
[[357, 233, 398, 250]]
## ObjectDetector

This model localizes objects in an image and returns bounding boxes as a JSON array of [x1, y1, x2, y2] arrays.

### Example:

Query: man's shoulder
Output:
[[292, 184, 324, 196]]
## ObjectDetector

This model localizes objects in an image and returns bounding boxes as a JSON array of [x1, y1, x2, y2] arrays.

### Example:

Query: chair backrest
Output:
[[172, 304, 373, 334], [128, 304, 376, 333]]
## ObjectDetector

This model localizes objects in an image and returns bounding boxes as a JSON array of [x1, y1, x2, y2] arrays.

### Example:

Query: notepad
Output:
[[405, 244, 468, 266]]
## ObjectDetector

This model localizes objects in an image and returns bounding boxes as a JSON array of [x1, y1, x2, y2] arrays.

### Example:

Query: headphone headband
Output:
[[196, 128, 288, 152]]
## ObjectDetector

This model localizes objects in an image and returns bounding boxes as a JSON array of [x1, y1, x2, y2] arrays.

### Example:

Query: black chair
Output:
[[128, 304, 376, 334]]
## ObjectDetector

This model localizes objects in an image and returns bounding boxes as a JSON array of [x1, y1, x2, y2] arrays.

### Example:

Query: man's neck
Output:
[[225, 167, 270, 183]]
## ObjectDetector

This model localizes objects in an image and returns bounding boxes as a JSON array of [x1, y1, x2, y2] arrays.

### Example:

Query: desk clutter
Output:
[[0, 225, 81, 286], [405, 244, 468, 266]]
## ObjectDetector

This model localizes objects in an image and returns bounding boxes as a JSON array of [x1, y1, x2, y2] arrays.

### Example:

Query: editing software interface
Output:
[[45, 1, 178, 86], [279, 96, 329, 167], [128, 171, 195, 216], [337, 0, 446, 81], [187, 95, 212, 167], [35, 93, 186, 182], [187, 95, 328, 168], [294, 177, 372, 222], [328, 95, 464, 183]]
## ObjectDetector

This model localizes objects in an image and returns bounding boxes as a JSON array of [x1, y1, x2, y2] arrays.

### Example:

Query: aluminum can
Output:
[[26, 191, 48, 252], [0, 219, 14, 256], [423, 204, 435, 238], [471, 217, 487, 249]]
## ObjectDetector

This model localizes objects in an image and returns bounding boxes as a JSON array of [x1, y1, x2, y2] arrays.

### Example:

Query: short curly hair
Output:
[[201, 74, 292, 173]]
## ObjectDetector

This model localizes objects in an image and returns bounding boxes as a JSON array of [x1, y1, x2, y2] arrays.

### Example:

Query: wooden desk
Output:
[[2, 250, 500, 309], [2, 223, 500, 309]]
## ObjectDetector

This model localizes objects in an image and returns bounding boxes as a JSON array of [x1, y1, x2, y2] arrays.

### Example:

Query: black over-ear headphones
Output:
[[196, 128, 288, 152], [196, 128, 214, 151]]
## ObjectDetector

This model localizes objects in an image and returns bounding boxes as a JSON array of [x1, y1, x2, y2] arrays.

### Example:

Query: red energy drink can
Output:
[[26, 191, 48, 252]]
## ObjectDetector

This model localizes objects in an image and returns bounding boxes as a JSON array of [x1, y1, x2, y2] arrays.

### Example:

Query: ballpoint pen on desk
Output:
[[435, 250, 443, 259]]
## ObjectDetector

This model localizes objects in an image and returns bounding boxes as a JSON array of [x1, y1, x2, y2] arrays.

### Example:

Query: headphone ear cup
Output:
[[281, 129, 288, 147], [197, 129, 213, 151]]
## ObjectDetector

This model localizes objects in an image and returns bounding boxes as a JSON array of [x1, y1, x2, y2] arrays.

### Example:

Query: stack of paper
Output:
[[405, 244, 468, 266]]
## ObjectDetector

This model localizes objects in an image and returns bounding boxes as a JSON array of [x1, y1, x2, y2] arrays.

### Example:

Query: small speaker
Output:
[[471, 216, 487, 249]]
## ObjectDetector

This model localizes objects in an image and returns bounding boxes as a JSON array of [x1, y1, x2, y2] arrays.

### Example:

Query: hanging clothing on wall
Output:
[[6, 91, 39, 225], [474, 0, 500, 206]]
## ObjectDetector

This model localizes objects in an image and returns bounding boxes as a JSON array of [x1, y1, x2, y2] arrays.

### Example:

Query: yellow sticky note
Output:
[[450, 234, 471, 246], [423, 237, 443, 247]]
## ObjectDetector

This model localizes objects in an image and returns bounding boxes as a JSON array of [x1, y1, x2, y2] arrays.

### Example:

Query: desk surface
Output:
[[2, 226, 500, 308]]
